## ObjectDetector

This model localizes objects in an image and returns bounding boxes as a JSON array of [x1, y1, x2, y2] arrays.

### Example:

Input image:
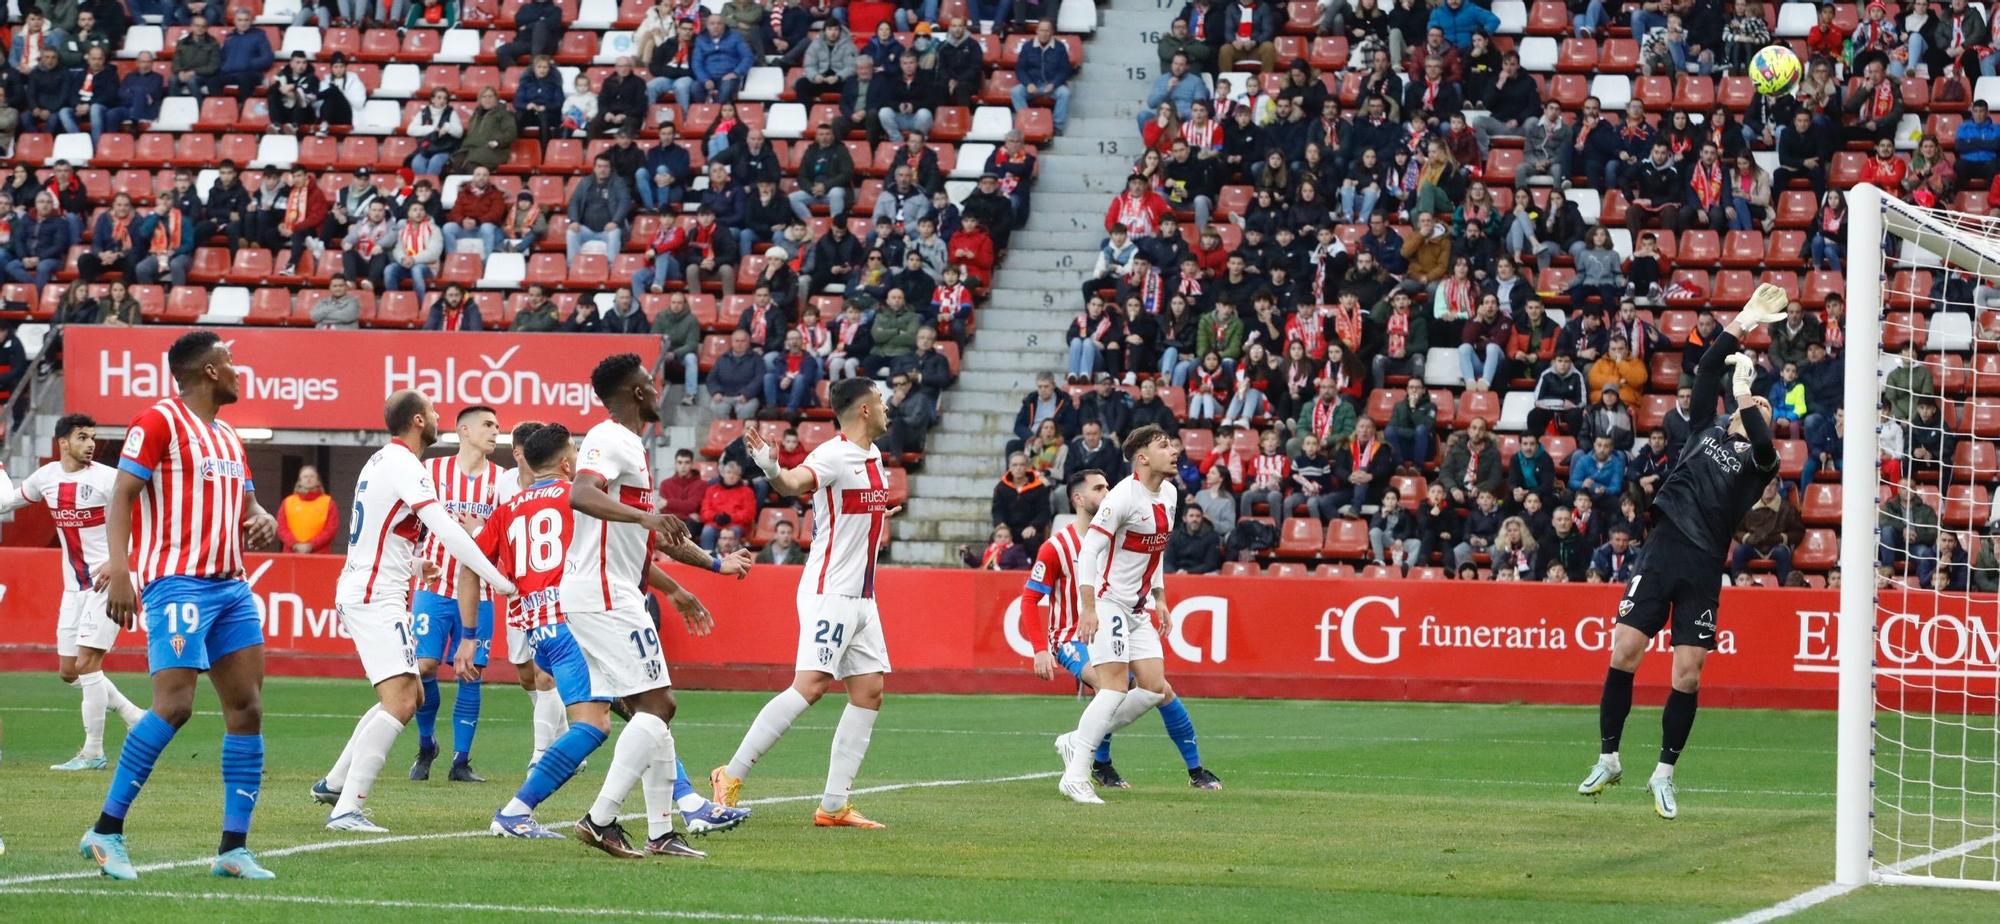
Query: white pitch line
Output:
[[1714, 831, 2000, 923], [0, 888, 1031, 924], [0, 771, 1059, 888]]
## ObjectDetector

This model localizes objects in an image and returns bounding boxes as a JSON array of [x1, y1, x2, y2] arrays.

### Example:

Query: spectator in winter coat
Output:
[[1568, 433, 1625, 506], [1730, 480, 1804, 584], [1218, 0, 1279, 72], [1508, 432, 1558, 503], [692, 14, 753, 102], [698, 462, 759, 550], [1428, 0, 1499, 50], [709, 329, 765, 419], [1586, 334, 1648, 407], [514, 55, 567, 139], [441, 166, 508, 257], [1165, 504, 1224, 574], [794, 21, 857, 103], [208, 8, 272, 101], [789, 123, 855, 220], [992, 453, 1052, 551], [1141, 50, 1212, 131], [423, 283, 483, 331], [277, 467, 338, 554], [657, 449, 708, 529]]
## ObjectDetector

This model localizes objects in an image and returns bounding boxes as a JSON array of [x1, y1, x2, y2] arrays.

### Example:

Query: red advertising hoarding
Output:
[[4, 548, 1997, 709], [61, 327, 661, 431]]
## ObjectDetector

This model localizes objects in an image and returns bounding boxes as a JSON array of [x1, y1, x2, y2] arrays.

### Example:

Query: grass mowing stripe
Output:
[[0, 771, 1059, 888], [1715, 831, 2000, 922], [0, 888, 1032, 924]]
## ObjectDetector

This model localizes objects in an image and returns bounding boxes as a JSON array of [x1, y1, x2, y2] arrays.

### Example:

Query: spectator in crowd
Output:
[[514, 55, 567, 140], [453, 86, 518, 174], [992, 451, 1051, 552], [1568, 433, 1624, 507], [1008, 372, 1076, 455], [382, 199, 442, 302], [890, 325, 956, 400], [7, 192, 69, 289], [23, 48, 78, 134], [1878, 481, 1937, 570], [1536, 506, 1590, 582], [757, 519, 805, 565], [694, 13, 753, 103], [1218, 0, 1279, 72], [1328, 416, 1394, 517], [207, 8, 272, 101], [423, 283, 482, 331], [961, 523, 1030, 570], [790, 122, 854, 220], [1957, 100, 1998, 187], [658, 449, 707, 531], [636, 122, 694, 213], [276, 466, 337, 554], [440, 165, 507, 258], [310, 274, 362, 329], [1438, 416, 1503, 506], [499, 0, 568, 67], [1069, 417, 1125, 486], [1458, 296, 1512, 393], [1368, 488, 1419, 568], [1166, 504, 1224, 575], [567, 155, 632, 263], [1527, 352, 1586, 436], [1589, 525, 1637, 583], [507, 283, 559, 332], [406, 86, 463, 176], [794, 20, 856, 103], [1012, 21, 1073, 135], [1451, 488, 1503, 570], [1384, 377, 1436, 470], [1141, 51, 1211, 133], [1239, 428, 1290, 525], [1507, 431, 1557, 504], [1581, 384, 1635, 453], [651, 292, 703, 404], [709, 329, 765, 419], [867, 288, 921, 378], [125, 193, 190, 287], [1587, 334, 1647, 408], [77, 194, 140, 284], [880, 51, 938, 143], [340, 198, 396, 292], [764, 329, 822, 417], [1731, 480, 1804, 585], [1921, 529, 1971, 592], [698, 461, 759, 550], [881, 370, 938, 459], [1799, 340, 1841, 449]]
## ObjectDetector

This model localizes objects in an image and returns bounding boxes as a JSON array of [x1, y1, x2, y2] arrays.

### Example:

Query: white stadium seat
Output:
[[1056, 0, 1096, 34], [1497, 391, 1537, 432], [438, 29, 483, 64], [356, 99, 404, 134], [576, 0, 619, 29], [1518, 37, 1558, 73], [952, 143, 996, 178], [1564, 187, 1601, 226], [377, 64, 421, 100], [1589, 74, 1630, 110], [594, 31, 637, 64], [120, 26, 164, 59], [152, 96, 198, 133], [741, 67, 786, 102], [252, 135, 300, 170], [479, 253, 527, 288], [202, 287, 252, 323], [763, 102, 808, 140], [1929, 312, 1974, 353], [1774, 2, 1819, 37], [258, 0, 301, 25], [49, 133, 92, 166], [280, 25, 322, 56], [966, 106, 1014, 142], [1423, 348, 1465, 387], [1493, 0, 1527, 34]]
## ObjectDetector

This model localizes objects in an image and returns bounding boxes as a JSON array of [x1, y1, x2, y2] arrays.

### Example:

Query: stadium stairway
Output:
[[890, 0, 1153, 565]]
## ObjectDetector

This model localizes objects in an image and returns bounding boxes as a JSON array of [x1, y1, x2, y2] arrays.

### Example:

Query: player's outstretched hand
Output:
[[452, 638, 483, 682], [1739, 282, 1790, 325], [1032, 649, 1056, 680], [717, 548, 755, 579], [1724, 352, 1757, 397], [671, 589, 715, 636]]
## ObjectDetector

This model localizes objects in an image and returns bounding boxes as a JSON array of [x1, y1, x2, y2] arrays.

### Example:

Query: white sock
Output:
[[676, 792, 707, 813], [1105, 688, 1165, 734], [642, 746, 681, 840], [1601, 752, 1622, 773], [503, 796, 533, 816], [325, 703, 385, 791], [99, 674, 144, 726], [332, 710, 406, 816], [77, 672, 109, 757], [1066, 690, 1126, 781], [531, 689, 563, 763], [726, 687, 812, 780], [591, 712, 669, 826], [821, 704, 878, 814], [1652, 761, 1674, 782]]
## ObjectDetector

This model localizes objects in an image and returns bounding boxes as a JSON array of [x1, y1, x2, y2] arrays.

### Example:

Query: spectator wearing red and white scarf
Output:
[[1103, 173, 1170, 238]]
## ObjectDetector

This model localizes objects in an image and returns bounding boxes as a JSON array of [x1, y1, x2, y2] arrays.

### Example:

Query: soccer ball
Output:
[[1749, 45, 1802, 96]]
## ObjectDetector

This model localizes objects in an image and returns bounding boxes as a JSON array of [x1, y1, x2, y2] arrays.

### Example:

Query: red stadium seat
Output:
[[1321, 519, 1370, 560], [1801, 483, 1842, 524], [1794, 529, 1838, 570], [1277, 518, 1323, 559]]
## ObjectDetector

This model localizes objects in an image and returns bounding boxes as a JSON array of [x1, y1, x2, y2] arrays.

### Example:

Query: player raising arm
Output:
[[81, 330, 282, 881], [1056, 424, 1184, 805], [712, 378, 901, 829], [0, 415, 148, 771], [1021, 469, 1221, 791], [1579, 283, 1788, 820]]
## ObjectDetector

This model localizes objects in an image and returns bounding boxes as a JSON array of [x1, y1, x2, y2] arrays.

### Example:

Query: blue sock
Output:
[[514, 723, 606, 809], [1094, 734, 1113, 764], [1158, 698, 1202, 770], [415, 675, 440, 750], [101, 711, 175, 822], [220, 734, 264, 838], [451, 679, 482, 764], [672, 758, 697, 803]]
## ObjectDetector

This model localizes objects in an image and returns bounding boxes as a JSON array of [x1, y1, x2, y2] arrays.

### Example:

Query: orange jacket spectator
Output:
[[1587, 352, 1648, 407], [276, 466, 337, 553]]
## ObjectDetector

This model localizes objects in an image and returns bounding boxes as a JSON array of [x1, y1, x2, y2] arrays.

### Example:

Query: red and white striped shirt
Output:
[[116, 398, 252, 587], [1020, 522, 1085, 651], [472, 478, 572, 631], [418, 455, 513, 600]]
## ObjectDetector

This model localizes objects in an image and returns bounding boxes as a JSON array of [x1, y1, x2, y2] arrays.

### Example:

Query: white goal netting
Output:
[[1849, 184, 2000, 890]]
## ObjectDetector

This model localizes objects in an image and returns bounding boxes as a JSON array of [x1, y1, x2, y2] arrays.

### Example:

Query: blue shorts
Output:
[[1055, 641, 1091, 683], [412, 590, 492, 667], [530, 623, 609, 706], [143, 576, 264, 674]]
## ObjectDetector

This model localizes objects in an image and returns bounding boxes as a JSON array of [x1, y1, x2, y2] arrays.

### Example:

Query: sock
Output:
[[1659, 688, 1699, 768], [1157, 697, 1203, 770], [1094, 734, 1113, 764], [1599, 666, 1635, 757], [821, 704, 877, 814], [220, 733, 264, 850], [725, 687, 812, 780], [99, 710, 175, 830], [325, 703, 386, 791], [451, 678, 482, 764], [642, 742, 683, 839], [102, 674, 145, 726], [1106, 688, 1165, 734], [590, 712, 669, 826], [78, 671, 109, 757], [531, 689, 563, 760], [331, 711, 405, 816], [415, 675, 441, 748], [509, 722, 606, 814], [1066, 690, 1126, 781], [672, 758, 704, 812]]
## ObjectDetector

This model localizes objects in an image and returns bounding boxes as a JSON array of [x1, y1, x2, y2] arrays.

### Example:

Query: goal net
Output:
[[1840, 184, 2000, 891]]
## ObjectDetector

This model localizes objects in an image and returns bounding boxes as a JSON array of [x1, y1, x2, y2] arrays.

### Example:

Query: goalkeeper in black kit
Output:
[[1577, 284, 1790, 820]]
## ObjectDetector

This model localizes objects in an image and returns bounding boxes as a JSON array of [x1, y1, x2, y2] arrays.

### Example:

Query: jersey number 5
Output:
[[347, 481, 368, 545]]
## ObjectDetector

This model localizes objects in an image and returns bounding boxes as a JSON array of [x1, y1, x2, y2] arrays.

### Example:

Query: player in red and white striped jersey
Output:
[[494, 421, 572, 769], [714, 377, 899, 830], [1055, 424, 1187, 805], [315, 391, 517, 834], [1020, 469, 1219, 792], [407, 405, 513, 783], [0, 414, 146, 771]]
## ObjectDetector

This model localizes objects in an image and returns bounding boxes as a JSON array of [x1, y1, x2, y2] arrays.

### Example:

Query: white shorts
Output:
[[795, 592, 891, 679], [566, 606, 671, 698], [56, 589, 122, 658], [506, 625, 535, 666], [1086, 598, 1164, 667], [338, 603, 418, 685]]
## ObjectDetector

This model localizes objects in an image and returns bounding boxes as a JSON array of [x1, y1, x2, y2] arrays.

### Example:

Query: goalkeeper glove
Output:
[[1738, 282, 1790, 326], [1724, 352, 1756, 397]]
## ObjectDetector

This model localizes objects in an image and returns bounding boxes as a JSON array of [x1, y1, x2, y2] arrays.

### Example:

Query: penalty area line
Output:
[[0, 771, 1059, 888], [0, 888, 1032, 924]]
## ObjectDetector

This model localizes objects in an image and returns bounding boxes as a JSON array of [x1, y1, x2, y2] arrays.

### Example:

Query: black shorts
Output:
[[1616, 526, 1723, 650]]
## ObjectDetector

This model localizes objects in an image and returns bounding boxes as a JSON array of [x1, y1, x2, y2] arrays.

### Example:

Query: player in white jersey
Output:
[[713, 378, 898, 829], [408, 405, 512, 783], [312, 390, 518, 833], [1056, 424, 1182, 804], [565, 353, 750, 859], [0, 415, 146, 771]]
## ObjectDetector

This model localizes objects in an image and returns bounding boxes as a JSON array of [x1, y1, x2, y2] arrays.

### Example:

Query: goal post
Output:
[[1839, 183, 2000, 892]]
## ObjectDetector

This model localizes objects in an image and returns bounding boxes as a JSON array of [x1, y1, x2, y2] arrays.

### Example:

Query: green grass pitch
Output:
[[0, 673, 1993, 922]]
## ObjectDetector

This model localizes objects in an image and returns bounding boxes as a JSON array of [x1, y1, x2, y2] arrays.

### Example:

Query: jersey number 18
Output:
[[507, 508, 563, 575]]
